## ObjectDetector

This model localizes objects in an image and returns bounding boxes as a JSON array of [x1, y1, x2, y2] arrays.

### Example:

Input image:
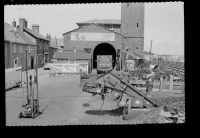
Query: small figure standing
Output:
[[146, 68, 155, 97]]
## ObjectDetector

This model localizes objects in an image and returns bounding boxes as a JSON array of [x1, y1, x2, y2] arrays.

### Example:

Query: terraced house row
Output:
[[4, 18, 59, 69]]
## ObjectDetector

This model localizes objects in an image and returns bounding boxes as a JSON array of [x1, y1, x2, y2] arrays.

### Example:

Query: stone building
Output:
[[60, 3, 144, 71]]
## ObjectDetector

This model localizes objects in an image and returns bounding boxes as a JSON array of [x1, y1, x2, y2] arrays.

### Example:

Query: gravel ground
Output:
[[6, 68, 185, 126]]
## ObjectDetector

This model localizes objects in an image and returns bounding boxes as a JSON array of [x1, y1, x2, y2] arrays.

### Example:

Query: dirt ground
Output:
[[5, 68, 184, 126]]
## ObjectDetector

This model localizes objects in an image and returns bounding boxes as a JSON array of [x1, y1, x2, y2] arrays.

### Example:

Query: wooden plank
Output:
[[159, 76, 163, 92], [170, 75, 173, 92]]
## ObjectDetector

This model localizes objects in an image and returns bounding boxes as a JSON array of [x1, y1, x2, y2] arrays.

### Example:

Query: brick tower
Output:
[[121, 3, 144, 54]]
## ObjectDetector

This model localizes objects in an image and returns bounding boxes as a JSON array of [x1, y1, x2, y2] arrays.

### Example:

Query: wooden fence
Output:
[[49, 63, 88, 76]]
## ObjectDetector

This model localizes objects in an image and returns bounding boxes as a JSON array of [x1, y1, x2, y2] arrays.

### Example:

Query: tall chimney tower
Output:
[[121, 3, 144, 53], [19, 18, 28, 28], [32, 24, 39, 34]]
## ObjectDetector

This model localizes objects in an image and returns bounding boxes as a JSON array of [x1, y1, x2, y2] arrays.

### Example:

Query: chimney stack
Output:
[[12, 19, 16, 28], [46, 33, 51, 40], [32, 24, 39, 34], [19, 18, 27, 28]]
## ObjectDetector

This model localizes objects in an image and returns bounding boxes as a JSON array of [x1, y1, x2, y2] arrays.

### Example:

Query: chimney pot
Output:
[[46, 34, 51, 40], [32, 24, 39, 34]]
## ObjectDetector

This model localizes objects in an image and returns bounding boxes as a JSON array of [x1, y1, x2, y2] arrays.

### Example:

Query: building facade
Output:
[[63, 24, 123, 69], [46, 34, 59, 62], [18, 18, 50, 67], [62, 3, 145, 71], [121, 3, 144, 53], [4, 23, 36, 69]]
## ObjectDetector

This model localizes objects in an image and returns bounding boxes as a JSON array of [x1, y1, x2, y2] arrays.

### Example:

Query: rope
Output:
[[99, 97, 105, 110]]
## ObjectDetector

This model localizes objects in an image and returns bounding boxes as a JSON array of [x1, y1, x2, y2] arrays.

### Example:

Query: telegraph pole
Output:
[[150, 40, 153, 61]]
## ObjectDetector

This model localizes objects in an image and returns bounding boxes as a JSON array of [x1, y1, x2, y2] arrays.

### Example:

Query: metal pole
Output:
[[150, 40, 153, 61], [26, 50, 29, 104], [35, 51, 39, 114]]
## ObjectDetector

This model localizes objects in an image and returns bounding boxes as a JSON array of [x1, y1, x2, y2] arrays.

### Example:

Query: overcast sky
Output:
[[4, 2, 184, 56]]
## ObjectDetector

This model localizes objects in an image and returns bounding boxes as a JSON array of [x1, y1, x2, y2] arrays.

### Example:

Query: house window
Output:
[[35, 46, 37, 53], [13, 44, 16, 53], [19, 45, 23, 53], [14, 58, 18, 67], [28, 45, 31, 53]]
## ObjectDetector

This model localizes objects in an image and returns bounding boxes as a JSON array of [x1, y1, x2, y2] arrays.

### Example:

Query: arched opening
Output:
[[93, 43, 116, 69]]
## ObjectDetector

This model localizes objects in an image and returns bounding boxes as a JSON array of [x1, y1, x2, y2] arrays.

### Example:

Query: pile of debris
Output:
[[131, 96, 185, 124]]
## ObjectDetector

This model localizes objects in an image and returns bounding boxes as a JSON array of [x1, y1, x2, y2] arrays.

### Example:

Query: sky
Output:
[[4, 2, 184, 56]]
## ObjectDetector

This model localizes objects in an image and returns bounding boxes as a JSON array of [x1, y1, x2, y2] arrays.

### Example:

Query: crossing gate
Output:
[[50, 62, 88, 75]]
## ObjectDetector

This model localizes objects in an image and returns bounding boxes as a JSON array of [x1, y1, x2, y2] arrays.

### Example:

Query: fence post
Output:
[[159, 75, 163, 92], [80, 69, 82, 86], [170, 75, 173, 92]]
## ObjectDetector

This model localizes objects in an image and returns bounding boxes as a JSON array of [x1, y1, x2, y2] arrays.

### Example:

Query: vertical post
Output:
[[35, 52, 39, 114], [150, 40, 153, 61], [170, 75, 173, 92], [29, 75, 34, 118], [119, 51, 121, 71], [159, 75, 163, 92], [80, 68, 82, 86], [26, 50, 29, 104]]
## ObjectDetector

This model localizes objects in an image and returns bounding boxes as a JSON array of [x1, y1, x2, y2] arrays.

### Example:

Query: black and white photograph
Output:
[[4, 2, 185, 126]]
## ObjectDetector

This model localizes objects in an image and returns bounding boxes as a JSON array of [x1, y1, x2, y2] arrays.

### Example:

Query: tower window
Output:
[[137, 22, 138, 28]]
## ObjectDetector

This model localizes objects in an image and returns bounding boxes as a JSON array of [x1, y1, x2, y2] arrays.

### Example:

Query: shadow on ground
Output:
[[85, 107, 123, 117]]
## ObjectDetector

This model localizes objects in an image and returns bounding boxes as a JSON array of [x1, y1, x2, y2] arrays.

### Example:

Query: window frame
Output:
[[19, 45, 23, 53], [13, 44, 16, 53], [28, 45, 31, 53]]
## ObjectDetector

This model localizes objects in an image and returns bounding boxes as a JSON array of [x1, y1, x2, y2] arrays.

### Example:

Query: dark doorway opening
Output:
[[31, 56, 34, 69], [93, 43, 116, 69]]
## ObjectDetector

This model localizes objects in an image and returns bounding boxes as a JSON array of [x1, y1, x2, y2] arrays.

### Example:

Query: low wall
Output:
[[5, 66, 22, 90]]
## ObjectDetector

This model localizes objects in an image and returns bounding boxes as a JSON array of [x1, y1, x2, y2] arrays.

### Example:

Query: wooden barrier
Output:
[[158, 75, 184, 92], [5, 66, 22, 90], [50, 63, 88, 76]]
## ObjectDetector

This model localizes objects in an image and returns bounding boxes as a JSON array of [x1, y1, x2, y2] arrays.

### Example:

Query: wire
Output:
[[99, 95, 105, 111]]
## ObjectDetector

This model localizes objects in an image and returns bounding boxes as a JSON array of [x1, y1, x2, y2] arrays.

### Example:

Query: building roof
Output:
[[49, 38, 64, 49], [54, 52, 91, 60], [4, 23, 27, 44], [17, 28, 37, 45], [63, 23, 123, 37], [50, 38, 63, 48], [77, 19, 121, 25], [24, 28, 49, 41]]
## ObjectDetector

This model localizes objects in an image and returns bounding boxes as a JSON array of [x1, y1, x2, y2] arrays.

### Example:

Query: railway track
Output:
[[160, 63, 185, 74]]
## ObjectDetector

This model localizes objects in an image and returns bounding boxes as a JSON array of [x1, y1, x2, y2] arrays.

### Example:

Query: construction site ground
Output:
[[6, 68, 184, 126]]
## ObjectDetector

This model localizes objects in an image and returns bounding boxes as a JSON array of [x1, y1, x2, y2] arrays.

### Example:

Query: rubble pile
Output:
[[151, 96, 185, 107], [131, 96, 185, 124]]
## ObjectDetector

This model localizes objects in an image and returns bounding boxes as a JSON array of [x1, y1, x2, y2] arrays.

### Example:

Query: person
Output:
[[146, 68, 155, 97]]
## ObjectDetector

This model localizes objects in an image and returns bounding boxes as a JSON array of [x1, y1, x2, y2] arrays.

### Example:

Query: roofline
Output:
[[23, 28, 50, 41], [76, 19, 121, 25], [63, 23, 124, 37]]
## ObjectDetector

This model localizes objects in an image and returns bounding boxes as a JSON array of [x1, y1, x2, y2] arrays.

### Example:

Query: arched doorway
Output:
[[93, 43, 116, 69]]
